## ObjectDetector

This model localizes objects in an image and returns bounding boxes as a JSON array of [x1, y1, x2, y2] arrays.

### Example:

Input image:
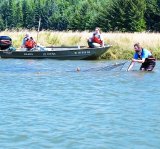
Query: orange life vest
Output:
[[92, 35, 102, 45], [25, 39, 36, 48]]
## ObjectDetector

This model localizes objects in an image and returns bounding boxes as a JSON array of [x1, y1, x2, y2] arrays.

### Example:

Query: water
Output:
[[0, 59, 160, 149]]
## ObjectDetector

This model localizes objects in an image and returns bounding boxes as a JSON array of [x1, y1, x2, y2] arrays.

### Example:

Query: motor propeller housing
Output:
[[0, 36, 12, 50]]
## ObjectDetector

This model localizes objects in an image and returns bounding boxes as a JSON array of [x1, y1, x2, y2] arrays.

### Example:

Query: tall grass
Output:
[[1, 30, 160, 59]]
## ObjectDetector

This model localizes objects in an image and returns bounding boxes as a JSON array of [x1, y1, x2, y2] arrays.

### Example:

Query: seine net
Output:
[[82, 62, 127, 72]]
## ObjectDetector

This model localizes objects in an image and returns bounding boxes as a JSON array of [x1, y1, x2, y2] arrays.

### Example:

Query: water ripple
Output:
[[0, 60, 160, 149]]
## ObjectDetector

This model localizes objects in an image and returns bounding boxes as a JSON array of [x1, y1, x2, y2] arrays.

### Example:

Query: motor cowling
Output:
[[0, 36, 12, 50]]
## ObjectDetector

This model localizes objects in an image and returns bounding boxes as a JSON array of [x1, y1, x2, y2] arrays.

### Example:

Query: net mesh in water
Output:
[[82, 61, 127, 72]]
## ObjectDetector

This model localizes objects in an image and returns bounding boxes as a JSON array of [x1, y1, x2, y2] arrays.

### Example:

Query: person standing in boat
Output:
[[127, 43, 156, 71], [88, 27, 105, 48], [21, 33, 30, 48]]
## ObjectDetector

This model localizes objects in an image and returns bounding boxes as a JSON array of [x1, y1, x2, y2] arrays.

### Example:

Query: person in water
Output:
[[127, 43, 156, 71], [88, 27, 105, 48]]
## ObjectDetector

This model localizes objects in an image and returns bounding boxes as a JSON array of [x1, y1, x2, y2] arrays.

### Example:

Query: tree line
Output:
[[0, 0, 159, 32]]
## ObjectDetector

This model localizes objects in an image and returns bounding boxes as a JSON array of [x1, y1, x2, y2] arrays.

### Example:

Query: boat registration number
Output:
[[43, 52, 56, 56], [74, 51, 91, 55], [24, 53, 33, 56]]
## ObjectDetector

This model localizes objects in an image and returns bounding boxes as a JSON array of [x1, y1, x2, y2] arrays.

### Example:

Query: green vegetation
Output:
[[0, 0, 160, 32], [96, 0, 146, 32], [0, 0, 160, 59], [2, 30, 160, 59]]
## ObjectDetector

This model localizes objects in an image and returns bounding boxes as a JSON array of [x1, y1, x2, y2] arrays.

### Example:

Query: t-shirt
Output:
[[22, 37, 29, 46], [134, 48, 152, 59], [92, 32, 103, 40], [88, 32, 103, 42]]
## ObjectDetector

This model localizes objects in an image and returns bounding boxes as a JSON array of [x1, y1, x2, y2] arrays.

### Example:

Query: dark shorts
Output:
[[140, 61, 156, 71], [88, 41, 95, 48]]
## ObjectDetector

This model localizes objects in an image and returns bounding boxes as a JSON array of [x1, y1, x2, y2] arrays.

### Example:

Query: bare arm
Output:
[[127, 58, 145, 71], [127, 61, 135, 71], [132, 58, 145, 63], [100, 34, 105, 47], [101, 40, 105, 47]]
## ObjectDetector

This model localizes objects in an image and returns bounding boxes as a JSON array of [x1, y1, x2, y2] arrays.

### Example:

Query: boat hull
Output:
[[0, 46, 110, 60]]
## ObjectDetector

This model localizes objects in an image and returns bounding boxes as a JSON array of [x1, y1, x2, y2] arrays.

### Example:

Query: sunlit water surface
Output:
[[0, 59, 160, 149]]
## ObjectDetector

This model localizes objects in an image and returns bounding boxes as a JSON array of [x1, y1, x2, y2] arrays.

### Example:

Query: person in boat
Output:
[[88, 27, 105, 48], [127, 43, 156, 71], [25, 36, 37, 50], [21, 33, 30, 48]]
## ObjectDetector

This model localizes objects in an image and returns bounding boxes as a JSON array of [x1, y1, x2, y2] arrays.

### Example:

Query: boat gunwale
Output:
[[0, 45, 111, 52], [0, 45, 111, 60]]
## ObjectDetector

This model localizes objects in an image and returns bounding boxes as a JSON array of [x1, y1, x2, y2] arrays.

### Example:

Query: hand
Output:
[[132, 59, 137, 62]]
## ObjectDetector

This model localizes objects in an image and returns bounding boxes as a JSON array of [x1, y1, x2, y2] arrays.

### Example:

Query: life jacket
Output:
[[92, 34, 102, 45], [25, 39, 36, 49]]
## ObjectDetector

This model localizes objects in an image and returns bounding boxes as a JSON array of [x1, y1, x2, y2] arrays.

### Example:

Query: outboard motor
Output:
[[0, 36, 12, 50]]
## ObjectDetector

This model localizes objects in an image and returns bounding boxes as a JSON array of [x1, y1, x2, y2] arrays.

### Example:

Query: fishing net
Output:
[[82, 61, 127, 72]]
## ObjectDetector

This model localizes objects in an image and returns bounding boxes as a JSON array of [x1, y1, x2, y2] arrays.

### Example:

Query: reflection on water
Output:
[[0, 59, 160, 149]]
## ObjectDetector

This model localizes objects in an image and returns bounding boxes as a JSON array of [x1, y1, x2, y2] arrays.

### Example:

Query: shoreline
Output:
[[1, 30, 160, 59]]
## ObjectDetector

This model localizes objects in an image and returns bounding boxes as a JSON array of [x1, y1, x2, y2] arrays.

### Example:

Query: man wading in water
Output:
[[127, 43, 156, 71]]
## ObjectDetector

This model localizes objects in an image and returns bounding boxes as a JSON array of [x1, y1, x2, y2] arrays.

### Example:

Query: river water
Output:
[[0, 59, 160, 149]]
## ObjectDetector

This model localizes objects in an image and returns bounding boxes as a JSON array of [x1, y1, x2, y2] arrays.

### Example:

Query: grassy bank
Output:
[[1, 30, 160, 59]]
